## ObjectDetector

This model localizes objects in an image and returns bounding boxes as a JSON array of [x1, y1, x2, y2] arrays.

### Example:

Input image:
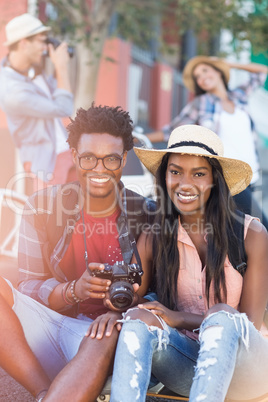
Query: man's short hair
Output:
[[67, 104, 134, 151]]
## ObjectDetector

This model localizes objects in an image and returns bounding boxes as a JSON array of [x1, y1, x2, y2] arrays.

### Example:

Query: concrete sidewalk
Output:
[[0, 368, 34, 401]]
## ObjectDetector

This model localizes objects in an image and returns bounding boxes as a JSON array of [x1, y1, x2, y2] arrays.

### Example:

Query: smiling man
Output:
[[0, 104, 155, 401]]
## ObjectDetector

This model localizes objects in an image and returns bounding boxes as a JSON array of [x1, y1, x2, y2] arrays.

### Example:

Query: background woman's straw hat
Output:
[[4, 13, 51, 47], [183, 56, 230, 93], [134, 125, 252, 196]]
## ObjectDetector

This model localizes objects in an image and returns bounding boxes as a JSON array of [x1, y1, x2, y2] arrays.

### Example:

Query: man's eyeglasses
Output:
[[76, 152, 124, 171]]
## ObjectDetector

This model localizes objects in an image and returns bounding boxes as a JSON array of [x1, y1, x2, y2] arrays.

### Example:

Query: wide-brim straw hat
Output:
[[134, 125, 252, 196], [4, 13, 51, 46], [183, 56, 230, 93]]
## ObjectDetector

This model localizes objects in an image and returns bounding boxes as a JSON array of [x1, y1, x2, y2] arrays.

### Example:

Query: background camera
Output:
[[45, 37, 74, 58]]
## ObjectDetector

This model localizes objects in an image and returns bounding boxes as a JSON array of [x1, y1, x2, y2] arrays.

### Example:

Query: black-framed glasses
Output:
[[76, 152, 124, 171]]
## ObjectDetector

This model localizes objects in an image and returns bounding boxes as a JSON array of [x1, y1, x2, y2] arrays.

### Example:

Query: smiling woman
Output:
[[165, 154, 213, 217], [145, 56, 268, 230], [110, 124, 268, 402]]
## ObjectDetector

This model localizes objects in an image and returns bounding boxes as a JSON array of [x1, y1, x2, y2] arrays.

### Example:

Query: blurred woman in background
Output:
[[146, 56, 268, 229]]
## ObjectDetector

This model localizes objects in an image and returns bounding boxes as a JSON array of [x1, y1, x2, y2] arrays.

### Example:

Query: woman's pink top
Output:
[[176, 214, 267, 339]]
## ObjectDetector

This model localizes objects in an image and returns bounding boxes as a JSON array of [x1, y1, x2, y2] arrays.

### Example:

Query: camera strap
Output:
[[81, 209, 91, 274], [117, 214, 142, 267], [117, 187, 142, 269]]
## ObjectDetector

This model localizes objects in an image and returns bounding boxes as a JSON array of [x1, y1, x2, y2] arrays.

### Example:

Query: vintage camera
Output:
[[45, 37, 74, 58], [93, 261, 143, 309]]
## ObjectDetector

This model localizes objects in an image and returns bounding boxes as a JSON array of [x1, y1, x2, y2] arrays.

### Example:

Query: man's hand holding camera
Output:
[[92, 261, 143, 310], [81, 261, 142, 340], [48, 41, 70, 69], [74, 263, 112, 301], [47, 40, 72, 92], [75, 261, 142, 309]]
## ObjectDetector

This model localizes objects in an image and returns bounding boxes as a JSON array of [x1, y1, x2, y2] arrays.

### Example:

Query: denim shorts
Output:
[[6, 279, 92, 380]]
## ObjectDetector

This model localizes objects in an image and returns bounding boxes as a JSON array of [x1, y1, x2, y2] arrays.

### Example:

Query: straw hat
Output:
[[134, 125, 252, 196], [183, 56, 230, 93], [4, 13, 51, 47]]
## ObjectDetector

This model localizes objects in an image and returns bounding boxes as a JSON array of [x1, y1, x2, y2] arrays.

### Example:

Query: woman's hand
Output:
[[138, 301, 182, 328], [139, 301, 206, 331], [74, 263, 111, 301], [85, 311, 122, 340]]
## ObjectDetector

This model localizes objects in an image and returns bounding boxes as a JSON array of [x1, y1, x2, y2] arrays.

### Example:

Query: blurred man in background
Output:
[[0, 13, 75, 192]]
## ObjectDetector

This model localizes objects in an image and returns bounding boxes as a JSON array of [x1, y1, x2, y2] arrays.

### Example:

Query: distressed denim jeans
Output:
[[110, 311, 268, 402], [190, 310, 268, 402], [110, 317, 199, 402]]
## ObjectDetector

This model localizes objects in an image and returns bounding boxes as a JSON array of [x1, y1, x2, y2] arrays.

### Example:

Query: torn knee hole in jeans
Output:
[[200, 311, 250, 350], [121, 307, 168, 330]]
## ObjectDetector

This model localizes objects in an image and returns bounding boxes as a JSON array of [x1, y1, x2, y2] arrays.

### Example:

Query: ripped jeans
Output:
[[190, 311, 268, 402], [110, 310, 268, 402], [110, 310, 199, 402]]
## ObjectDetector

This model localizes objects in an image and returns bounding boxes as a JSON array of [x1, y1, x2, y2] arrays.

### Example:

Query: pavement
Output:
[[0, 369, 34, 401], [0, 145, 268, 401]]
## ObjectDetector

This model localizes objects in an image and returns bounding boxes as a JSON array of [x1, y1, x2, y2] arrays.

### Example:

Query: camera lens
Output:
[[109, 281, 134, 309]]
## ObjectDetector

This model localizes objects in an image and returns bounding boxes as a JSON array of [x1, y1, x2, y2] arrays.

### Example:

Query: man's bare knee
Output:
[[79, 327, 119, 352], [0, 277, 14, 307], [78, 332, 118, 376], [124, 308, 163, 329]]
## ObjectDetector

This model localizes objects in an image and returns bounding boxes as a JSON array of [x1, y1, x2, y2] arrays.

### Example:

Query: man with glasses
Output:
[[0, 104, 155, 401], [0, 13, 74, 191]]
